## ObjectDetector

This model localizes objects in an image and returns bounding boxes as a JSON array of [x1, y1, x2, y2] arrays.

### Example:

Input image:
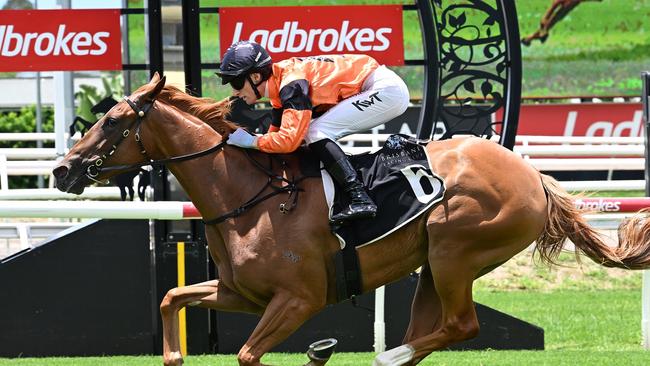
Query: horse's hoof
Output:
[[163, 351, 184, 366], [306, 338, 338, 364]]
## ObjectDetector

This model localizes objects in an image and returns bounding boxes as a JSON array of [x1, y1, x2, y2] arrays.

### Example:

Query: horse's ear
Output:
[[150, 72, 160, 83], [144, 75, 166, 102]]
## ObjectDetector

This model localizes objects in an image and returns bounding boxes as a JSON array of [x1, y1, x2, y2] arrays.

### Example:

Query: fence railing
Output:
[[1, 133, 646, 191]]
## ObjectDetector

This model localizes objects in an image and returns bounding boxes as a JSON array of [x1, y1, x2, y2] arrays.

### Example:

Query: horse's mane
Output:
[[156, 85, 239, 136]]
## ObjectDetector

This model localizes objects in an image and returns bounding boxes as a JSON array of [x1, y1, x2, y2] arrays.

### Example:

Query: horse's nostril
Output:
[[52, 165, 69, 180]]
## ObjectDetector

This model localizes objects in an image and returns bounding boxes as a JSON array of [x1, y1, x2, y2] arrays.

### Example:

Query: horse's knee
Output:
[[160, 288, 180, 314]]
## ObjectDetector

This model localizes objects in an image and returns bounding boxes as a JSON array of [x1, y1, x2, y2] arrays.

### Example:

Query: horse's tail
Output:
[[536, 173, 650, 269]]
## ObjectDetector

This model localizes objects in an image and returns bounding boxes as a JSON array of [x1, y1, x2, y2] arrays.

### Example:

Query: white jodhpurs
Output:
[[304, 65, 410, 144]]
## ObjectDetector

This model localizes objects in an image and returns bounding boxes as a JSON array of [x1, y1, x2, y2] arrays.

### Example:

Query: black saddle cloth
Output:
[[326, 134, 445, 248]]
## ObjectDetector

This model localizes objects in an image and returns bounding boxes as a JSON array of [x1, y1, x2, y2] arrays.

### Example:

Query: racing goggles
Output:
[[229, 75, 247, 90]]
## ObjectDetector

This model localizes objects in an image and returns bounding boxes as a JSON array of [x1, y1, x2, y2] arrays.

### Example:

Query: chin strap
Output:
[[247, 74, 263, 99]]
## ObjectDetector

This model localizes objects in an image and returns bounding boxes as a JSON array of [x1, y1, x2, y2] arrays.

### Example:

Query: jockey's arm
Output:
[[257, 79, 312, 154]]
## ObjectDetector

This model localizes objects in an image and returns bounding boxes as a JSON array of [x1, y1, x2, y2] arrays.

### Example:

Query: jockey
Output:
[[216, 40, 410, 223]]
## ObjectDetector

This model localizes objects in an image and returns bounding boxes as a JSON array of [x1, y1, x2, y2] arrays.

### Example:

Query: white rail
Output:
[[0, 160, 56, 175], [560, 180, 644, 191], [0, 132, 58, 141], [0, 148, 59, 159], [517, 144, 644, 157], [340, 133, 644, 145], [526, 158, 645, 171], [0, 187, 123, 200]]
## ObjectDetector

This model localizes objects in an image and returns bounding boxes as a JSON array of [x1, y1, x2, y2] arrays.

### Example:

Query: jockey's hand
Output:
[[226, 128, 259, 149]]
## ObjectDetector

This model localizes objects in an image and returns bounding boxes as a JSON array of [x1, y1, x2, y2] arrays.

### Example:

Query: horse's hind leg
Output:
[[374, 243, 479, 366], [159, 280, 264, 366], [402, 264, 442, 344]]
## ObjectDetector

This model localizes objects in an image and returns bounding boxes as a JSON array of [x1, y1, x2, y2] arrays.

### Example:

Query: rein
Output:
[[89, 95, 307, 225], [202, 150, 309, 225]]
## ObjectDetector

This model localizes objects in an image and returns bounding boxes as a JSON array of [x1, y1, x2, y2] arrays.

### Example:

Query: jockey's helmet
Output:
[[217, 41, 273, 87]]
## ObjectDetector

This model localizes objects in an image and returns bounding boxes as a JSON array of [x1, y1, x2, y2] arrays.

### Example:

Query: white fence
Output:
[[1, 133, 646, 191]]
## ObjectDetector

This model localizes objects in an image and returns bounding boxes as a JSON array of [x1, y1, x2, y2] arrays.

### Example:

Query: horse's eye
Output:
[[105, 117, 117, 128]]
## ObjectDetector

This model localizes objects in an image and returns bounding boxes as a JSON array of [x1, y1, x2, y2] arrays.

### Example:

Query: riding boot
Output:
[[327, 157, 377, 223]]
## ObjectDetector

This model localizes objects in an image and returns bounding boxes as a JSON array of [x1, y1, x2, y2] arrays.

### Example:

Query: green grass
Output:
[[1, 283, 645, 365], [116, 0, 650, 100], [3, 350, 650, 365]]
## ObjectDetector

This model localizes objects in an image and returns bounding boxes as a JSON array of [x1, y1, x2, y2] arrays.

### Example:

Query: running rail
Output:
[[0, 198, 649, 219]]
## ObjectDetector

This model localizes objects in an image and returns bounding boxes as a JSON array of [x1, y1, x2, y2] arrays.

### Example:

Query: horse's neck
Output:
[[145, 107, 262, 221]]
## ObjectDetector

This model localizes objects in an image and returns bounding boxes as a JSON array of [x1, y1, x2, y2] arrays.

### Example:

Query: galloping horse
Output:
[[521, 0, 602, 46], [53, 74, 650, 366]]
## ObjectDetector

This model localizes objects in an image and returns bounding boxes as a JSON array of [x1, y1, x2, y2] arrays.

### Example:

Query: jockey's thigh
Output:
[[305, 65, 410, 144]]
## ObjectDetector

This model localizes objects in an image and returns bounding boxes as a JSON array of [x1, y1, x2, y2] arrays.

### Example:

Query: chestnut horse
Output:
[[53, 74, 650, 366], [522, 0, 602, 46]]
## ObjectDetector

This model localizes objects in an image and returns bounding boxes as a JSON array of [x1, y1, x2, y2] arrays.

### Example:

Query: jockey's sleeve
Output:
[[257, 79, 312, 153], [267, 108, 283, 133]]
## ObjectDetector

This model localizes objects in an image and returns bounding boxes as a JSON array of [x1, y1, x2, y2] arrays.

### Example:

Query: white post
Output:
[[53, 0, 73, 160], [0, 155, 8, 191], [374, 285, 386, 353], [641, 270, 650, 349], [53, 71, 73, 159]]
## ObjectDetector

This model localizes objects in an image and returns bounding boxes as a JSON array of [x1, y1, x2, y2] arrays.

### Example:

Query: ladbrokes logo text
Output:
[[231, 21, 392, 53], [220, 5, 404, 65], [0, 25, 110, 57], [0, 9, 121, 72]]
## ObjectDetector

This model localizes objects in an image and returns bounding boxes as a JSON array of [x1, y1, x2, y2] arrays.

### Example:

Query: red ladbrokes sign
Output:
[[516, 103, 643, 137], [219, 6, 404, 65], [0, 9, 121, 72]]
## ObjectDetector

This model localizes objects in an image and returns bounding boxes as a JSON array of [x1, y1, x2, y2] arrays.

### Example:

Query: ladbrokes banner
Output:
[[499, 103, 644, 137], [219, 6, 404, 65], [0, 9, 121, 72]]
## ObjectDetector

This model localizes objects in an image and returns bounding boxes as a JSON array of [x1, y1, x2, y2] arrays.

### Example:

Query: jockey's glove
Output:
[[226, 128, 259, 149]]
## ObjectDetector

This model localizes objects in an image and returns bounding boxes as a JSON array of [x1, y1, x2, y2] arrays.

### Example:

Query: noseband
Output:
[[84, 96, 154, 182]]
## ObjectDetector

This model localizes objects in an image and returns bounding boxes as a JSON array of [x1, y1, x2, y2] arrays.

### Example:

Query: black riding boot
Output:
[[327, 157, 377, 222], [310, 138, 377, 223]]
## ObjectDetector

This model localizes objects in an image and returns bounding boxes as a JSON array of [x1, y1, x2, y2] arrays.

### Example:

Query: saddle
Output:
[[294, 135, 446, 301]]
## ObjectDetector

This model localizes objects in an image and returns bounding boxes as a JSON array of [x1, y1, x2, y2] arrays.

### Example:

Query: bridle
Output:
[[83, 95, 306, 225], [84, 96, 227, 181]]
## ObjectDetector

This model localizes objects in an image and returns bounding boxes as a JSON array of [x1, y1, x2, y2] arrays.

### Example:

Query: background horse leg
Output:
[[542, 3, 580, 42], [402, 264, 442, 345], [522, 0, 563, 45], [160, 280, 264, 366], [237, 293, 324, 366], [374, 242, 479, 366]]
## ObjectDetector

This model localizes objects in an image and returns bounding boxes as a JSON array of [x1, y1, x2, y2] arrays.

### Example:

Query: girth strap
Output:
[[334, 243, 362, 302]]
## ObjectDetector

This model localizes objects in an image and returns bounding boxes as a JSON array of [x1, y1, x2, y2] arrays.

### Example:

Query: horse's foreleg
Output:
[[374, 254, 479, 366], [402, 265, 442, 345], [160, 280, 264, 366], [237, 293, 323, 366]]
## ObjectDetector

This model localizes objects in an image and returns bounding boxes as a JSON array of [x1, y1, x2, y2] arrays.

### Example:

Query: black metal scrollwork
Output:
[[420, 0, 521, 149]]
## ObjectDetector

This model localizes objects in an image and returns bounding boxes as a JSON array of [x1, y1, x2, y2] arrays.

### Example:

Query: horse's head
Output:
[[53, 73, 166, 194]]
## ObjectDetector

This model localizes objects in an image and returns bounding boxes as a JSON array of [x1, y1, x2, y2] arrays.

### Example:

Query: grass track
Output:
[[2, 288, 646, 365], [3, 351, 650, 366]]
